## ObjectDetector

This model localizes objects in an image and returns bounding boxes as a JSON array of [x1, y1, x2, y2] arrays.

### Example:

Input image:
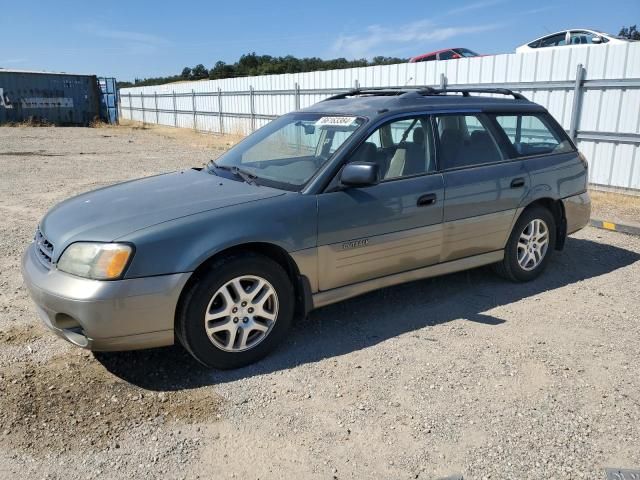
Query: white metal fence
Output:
[[120, 42, 640, 194]]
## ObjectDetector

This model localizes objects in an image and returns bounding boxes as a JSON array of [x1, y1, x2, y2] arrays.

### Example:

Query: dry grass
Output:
[[5, 117, 54, 127], [590, 189, 640, 225], [88, 117, 114, 128], [117, 118, 244, 150]]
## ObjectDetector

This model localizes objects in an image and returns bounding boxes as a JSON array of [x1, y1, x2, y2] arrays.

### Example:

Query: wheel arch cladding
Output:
[[175, 242, 312, 328], [521, 198, 566, 250]]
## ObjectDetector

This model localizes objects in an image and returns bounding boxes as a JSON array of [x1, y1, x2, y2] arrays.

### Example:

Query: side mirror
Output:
[[340, 162, 379, 187], [591, 36, 602, 44]]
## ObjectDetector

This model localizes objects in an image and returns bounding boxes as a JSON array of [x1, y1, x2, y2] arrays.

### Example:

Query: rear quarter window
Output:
[[493, 114, 574, 158]]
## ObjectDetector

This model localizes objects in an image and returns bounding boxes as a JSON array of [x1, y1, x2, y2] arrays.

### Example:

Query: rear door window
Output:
[[435, 114, 505, 170], [493, 114, 574, 157]]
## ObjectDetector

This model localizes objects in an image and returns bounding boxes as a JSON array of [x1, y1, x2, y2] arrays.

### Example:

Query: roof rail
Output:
[[322, 86, 527, 101], [323, 88, 416, 101], [422, 87, 527, 100]]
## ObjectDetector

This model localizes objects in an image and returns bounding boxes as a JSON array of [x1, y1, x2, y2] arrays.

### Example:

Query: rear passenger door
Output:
[[493, 113, 584, 199], [436, 113, 529, 262]]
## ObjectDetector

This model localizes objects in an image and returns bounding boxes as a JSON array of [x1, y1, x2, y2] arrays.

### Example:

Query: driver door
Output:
[[316, 116, 444, 291]]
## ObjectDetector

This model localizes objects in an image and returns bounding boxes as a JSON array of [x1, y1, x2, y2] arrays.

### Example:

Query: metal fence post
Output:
[[249, 86, 255, 132], [140, 93, 145, 125], [154, 92, 159, 125], [569, 64, 585, 142], [439, 73, 447, 90], [294, 82, 302, 148], [191, 89, 197, 131], [116, 90, 122, 124], [172, 91, 177, 127], [128, 93, 132, 120], [217, 88, 224, 135], [354, 79, 360, 89]]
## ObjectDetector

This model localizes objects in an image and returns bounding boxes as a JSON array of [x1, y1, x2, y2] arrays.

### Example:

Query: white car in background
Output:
[[516, 29, 629, 53]]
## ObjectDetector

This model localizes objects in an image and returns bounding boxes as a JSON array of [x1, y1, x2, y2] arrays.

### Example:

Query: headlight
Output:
[[57, 243, 133, 280]]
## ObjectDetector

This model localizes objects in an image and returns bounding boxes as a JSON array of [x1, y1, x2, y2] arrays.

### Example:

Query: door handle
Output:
[[417, 193, 437, 207], [510, 177, 525, 188]]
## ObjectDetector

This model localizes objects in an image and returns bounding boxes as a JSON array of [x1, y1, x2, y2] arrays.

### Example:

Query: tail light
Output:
[[578, 151, 589, 170]]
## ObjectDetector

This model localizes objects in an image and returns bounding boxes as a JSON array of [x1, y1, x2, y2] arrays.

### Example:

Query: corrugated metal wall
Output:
[[98, 77, 119, 124], [0, 70, 102, 125], [120, 42, 640, 193]]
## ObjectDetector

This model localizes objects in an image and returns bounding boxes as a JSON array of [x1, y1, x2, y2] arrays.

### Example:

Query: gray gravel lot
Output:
[[1, 125, 639, 480]]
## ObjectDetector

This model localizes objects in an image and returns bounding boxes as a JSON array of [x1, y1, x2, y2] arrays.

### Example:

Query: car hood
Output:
[[40, 168, 284, 256]]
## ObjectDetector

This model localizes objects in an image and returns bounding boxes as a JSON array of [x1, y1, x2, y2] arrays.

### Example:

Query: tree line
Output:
[[618, 24, 639, 40], [117, 25, 640, 88], [117, 52, 406, 88]]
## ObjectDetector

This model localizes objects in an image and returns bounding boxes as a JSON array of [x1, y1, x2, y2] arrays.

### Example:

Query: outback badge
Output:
[[342, 239, 369, 250]]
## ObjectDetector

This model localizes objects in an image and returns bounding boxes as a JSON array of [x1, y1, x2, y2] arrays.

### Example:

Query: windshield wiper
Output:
[[208, 160, 258, 186], [231, 166, 258, 186]]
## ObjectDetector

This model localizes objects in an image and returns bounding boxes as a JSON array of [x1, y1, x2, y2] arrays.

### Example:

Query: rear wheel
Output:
[[494, 206, 556, 282], [176, 253, 294, 369]]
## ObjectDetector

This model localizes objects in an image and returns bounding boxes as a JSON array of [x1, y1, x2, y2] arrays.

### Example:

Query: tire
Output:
[[494, 206, 556, 282], [176, 252, 294, 369]]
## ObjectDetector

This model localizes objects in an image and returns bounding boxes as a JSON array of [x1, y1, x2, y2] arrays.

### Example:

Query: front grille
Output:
[[34, 227, 55, 268]]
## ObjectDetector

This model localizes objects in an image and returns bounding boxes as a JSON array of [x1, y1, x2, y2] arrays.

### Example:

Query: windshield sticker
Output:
[[315, 116, 358, 127]]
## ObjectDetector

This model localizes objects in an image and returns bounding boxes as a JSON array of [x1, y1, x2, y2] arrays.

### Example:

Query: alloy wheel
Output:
[[204, 275, 279, 352], [517, 218, 549, 271]]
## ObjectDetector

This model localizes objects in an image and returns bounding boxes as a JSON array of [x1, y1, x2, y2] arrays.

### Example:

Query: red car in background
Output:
[[409, 47, 480, 62]]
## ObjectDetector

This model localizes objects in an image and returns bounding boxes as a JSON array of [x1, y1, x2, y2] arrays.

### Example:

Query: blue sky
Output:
[[1, 0, 638, 81]]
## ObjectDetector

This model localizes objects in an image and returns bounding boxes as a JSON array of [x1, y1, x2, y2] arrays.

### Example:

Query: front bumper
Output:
[[21, 243, 191, 351]]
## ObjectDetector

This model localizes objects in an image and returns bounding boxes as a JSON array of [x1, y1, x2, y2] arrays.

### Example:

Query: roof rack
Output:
[[421, 87, 526, 100], [323, 86, 526, 101], [323, 88, 416, 101]]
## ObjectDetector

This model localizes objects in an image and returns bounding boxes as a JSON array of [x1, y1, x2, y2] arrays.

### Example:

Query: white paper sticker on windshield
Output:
[[315, 116, 358, 127]]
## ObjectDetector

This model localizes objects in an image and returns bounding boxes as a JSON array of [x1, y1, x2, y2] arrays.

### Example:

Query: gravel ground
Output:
[[1, 125, 639, 480]]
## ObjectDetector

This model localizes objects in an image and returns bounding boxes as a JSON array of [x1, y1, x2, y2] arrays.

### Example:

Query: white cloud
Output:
[[516, 6, 555, 16], [0, 58, 28, 65], [445, 0, 505, 16], [75, 23, 169, 54], [332, 20, 499, 59]]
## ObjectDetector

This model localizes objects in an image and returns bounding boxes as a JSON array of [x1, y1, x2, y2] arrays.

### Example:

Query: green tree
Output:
[[191, 64, 208, 80], [618, 25, 640, 40], [209, 61, 236, 79], [118, 53, 409, 88]]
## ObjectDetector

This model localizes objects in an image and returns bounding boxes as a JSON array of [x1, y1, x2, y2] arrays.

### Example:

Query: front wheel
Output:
[[494, 206, 556, 282], [176, 253, 294, 369]]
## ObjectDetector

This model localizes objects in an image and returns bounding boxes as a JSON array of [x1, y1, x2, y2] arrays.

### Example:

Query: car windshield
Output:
[[453, 48, 479, 57], [210, 113, 365, 191]]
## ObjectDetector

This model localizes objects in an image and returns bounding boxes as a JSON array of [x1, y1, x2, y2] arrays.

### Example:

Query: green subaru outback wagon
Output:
[[22, 87, 590, 368]]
